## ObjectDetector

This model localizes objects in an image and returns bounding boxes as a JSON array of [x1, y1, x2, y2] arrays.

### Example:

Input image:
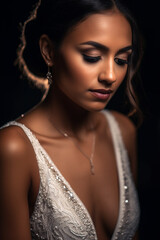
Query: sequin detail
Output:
[[1, 111, 140, 240], [104, 112, 140, 240]]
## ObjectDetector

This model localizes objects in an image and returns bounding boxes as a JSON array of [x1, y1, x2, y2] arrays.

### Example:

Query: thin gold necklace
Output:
[[54, 125, 96, 175]]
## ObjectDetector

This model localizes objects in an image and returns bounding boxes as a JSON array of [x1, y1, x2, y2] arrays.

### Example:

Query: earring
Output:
[[46, 66, 53, 85]]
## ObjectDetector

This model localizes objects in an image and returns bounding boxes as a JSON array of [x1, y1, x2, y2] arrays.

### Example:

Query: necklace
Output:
[[54, 125, 96, 175]]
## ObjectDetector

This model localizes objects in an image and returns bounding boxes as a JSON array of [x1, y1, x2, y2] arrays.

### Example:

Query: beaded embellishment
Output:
[[1, 111, 140, 240]]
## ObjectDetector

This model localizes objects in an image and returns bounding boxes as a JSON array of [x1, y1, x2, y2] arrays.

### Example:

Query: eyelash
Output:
[[82, 54, 101, 63], [114, 58, 129, 66], [82, 54, 129, 66]]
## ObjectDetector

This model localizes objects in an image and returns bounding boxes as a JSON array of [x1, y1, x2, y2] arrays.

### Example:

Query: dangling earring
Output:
[[46, 65, 53, 85]]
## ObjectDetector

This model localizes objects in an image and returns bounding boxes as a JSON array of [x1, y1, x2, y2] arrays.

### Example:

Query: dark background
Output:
[[0, 1, 159, 239]]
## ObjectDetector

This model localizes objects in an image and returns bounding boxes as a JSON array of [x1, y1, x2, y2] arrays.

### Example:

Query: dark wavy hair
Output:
[[16, 0, 144, 124]]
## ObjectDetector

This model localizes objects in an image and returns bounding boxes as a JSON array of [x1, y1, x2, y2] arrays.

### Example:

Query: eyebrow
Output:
[[79, 41, 133, 54]]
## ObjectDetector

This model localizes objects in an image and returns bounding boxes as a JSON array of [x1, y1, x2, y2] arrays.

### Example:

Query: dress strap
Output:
[[103, 110, 129, 239], [102, 110, 126, 151]]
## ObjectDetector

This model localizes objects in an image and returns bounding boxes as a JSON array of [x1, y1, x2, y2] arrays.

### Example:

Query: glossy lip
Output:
[[89, 89, 113, 100]]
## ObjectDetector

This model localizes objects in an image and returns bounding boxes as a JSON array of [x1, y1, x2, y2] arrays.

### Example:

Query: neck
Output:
[[41, 86, 97, 138]]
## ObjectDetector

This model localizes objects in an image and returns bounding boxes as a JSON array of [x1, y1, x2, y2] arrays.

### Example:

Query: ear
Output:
[[39, 34, 54, 67]]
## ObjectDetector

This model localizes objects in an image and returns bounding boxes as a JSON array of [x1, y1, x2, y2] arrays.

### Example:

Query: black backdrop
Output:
[[0, 1, 159, 239]]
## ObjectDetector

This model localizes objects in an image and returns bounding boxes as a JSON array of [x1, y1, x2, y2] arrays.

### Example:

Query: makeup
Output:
[[89, 89, 113, 100]]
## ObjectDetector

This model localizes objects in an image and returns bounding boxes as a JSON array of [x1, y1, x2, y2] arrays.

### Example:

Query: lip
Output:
[[89, 89, 113, 100]]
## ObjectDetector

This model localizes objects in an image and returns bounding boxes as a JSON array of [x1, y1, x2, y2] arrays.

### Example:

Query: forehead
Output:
[[62, 11, 132, 49]]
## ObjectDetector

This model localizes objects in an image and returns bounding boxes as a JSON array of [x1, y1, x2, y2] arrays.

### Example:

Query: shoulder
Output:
[[0, 124, 35, 179], [110, 110, 136, 141], [0, 124, 31, 160]]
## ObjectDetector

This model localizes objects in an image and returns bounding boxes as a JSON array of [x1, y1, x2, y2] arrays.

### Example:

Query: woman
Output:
[[0, 0, 143, 239]]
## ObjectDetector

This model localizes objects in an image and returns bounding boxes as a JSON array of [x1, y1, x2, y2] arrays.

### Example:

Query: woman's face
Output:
[[54, 10, 132, 111]]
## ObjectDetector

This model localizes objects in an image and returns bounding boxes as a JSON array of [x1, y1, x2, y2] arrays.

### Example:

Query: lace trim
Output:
[[5, 121, 97, 240]]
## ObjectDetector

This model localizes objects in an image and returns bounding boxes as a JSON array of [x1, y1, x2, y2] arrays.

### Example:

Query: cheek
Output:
[[57, 54, 96, 88]]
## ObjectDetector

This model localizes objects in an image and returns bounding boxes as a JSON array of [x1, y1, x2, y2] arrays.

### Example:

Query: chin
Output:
[[82, 102, 108, 112]]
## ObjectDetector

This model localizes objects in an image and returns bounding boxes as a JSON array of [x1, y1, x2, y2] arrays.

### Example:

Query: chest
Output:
[[28, 123, 139, 240], [31, 135, 120, 238]]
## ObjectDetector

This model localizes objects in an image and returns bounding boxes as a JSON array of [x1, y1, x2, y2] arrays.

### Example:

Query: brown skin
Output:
[[0, 10, 138, 240]]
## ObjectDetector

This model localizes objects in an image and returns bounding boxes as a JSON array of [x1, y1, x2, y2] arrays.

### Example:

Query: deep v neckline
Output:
[[37, 142, 98, 236], [7, 111, 126, 240]]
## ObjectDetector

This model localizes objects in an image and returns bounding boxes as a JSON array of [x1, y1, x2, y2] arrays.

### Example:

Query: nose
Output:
[[98, 58, 116, 86]]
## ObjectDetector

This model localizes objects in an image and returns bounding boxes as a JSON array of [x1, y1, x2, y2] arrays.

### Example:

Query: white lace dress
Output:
[[2, 111, 140, 240]]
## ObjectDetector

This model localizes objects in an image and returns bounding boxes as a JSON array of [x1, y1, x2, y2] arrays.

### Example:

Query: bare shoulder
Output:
[[0, 124, 36, 181], [0, 125, 32, 163], [110, 110, 136, 140], [110, 111, 138, 181]]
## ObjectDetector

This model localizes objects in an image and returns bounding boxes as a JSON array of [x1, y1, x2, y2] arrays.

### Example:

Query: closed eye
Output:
[[82, 54, 101, 63], [114, 58, 129, 66]]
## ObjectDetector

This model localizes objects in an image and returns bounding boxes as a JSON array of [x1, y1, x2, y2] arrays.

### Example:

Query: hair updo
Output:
[[17, 0, 144, 123]]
